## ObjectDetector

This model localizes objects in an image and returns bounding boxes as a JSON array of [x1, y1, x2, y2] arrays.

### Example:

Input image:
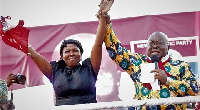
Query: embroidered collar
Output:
[[161, 54, 170, 63]]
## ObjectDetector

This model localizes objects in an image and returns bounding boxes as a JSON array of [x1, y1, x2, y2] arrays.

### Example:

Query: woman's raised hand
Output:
[[96, 0, 114, 18]]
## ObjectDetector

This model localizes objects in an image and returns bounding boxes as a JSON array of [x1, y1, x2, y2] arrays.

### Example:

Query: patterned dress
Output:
[[0, 79, 8, 108], [104, 23, 199, 110]]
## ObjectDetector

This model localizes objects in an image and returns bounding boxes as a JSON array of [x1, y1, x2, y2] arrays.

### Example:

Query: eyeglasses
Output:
[[147, 41, 167, 47]]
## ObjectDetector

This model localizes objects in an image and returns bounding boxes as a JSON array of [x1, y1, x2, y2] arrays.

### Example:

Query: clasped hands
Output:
[[96, 0, 114, 18], [150, 69, 168, 85]]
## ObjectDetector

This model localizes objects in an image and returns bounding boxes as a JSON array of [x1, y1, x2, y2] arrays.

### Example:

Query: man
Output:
[[0, 74, 16, 109], [96, 0, 199, 109]]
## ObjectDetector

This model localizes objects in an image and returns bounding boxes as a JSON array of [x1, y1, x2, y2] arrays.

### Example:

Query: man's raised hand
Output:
[[96, 0, 114, 18]]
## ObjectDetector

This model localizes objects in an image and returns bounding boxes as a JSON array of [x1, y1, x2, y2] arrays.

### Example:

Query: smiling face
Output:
[[147, 32, 169, 60], [61, 44, 81, 68]]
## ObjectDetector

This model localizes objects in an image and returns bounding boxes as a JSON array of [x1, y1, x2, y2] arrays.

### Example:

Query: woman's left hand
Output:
[[98, 0, 114, 17]]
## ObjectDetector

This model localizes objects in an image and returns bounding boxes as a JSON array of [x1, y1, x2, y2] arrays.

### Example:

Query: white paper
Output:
[[151, 79, 160, 91], [140, 63, 160, 90], [140, 63, 155, 83]]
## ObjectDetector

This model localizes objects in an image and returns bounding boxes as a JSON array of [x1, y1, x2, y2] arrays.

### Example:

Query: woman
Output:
[[28, 40, 101, 106], [27, 11, 108, 105], [28, 39, 102, 105], [1, 0, 113, 106], [29, 39, 99, 105]]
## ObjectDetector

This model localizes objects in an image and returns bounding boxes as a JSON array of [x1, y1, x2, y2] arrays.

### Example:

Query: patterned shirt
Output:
[[104, 23, 199, 110], [0, 79, 8, 108]]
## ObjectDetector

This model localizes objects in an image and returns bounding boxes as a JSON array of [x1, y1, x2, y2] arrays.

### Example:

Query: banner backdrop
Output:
[[130, 36, 199, 57], [0, 11, 200, 102]]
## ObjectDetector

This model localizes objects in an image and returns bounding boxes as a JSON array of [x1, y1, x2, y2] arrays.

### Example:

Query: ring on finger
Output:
[[156, 72, 159, 75]]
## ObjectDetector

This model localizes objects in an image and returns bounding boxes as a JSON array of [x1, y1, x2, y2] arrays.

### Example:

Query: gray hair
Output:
[[148, 31, 169, 42]]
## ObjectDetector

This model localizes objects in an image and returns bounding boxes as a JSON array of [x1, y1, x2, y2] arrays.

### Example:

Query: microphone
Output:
[[151, 55, 160, 85], [151, 55, 159, 69]]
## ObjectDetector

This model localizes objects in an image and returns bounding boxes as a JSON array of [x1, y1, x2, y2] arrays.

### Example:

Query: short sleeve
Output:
[[50, 61, 57, 69], [49, 61, 57, 83], [82, 58, 97, 80]]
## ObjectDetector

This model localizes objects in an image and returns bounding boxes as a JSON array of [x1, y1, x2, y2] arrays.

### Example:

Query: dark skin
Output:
[[97, 0, 169, 85], [61, 44, 82, 68], [147, 32, 169, 59], [147, 32, 170, 85], [98, 0, 170, 84], [96, 0, 114, 18], [6, 73, 16, 87], [27, 5, 107, 77]]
